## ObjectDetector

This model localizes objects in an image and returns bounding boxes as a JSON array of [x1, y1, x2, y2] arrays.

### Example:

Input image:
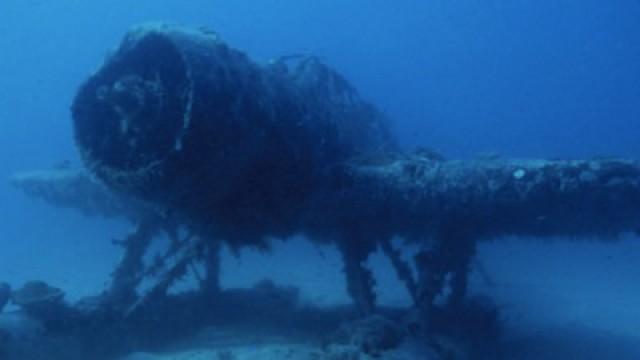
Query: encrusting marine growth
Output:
[[5, 23, 640, 359]]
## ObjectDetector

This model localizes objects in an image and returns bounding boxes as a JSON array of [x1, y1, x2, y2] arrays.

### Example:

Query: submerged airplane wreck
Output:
[[3, 24, 640, 359]]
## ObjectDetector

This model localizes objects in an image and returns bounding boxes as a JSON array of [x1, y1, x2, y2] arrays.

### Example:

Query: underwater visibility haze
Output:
[[1, 1, 640, 359]]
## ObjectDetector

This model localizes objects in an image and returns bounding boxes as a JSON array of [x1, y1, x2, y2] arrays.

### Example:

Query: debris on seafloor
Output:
[[329, 315, 404, 356], [4, 23, 640, 360], [10, 281, 65, 312], [7, 281, 77, 335]]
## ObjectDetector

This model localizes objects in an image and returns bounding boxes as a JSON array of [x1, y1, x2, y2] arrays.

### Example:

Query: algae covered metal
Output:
[[5, 23, 640, 360], [73, 23, 396, 246]]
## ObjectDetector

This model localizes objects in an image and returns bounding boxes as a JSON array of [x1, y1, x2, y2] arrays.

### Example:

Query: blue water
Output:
[[1, 1, 640, 358]]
